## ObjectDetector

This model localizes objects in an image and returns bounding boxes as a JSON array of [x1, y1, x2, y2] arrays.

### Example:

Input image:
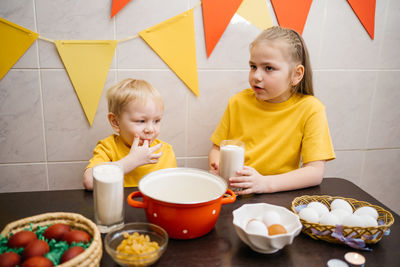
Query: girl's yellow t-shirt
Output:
[[87, 134, 177, 187], [211, 89, 335, 175]]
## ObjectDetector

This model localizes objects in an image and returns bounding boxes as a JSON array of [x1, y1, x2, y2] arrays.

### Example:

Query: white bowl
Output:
[[233, 203, 302, 254]]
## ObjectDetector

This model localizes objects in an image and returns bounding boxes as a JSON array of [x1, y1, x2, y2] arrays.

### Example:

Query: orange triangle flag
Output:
[[271, 0, 313, 34], [55, 40, 117, 126], [202, 0, 243, 57], [139, 9, 199, 96], [347, 0, 376, 39], [111, 0, 131, 18]]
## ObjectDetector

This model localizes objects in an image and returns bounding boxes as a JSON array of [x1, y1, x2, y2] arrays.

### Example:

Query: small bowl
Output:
[[233, 203, 302, 254], [105, 222, 168, 267]]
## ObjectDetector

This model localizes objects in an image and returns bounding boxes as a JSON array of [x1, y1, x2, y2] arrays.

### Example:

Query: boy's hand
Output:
[[120, 135, 162, 173]]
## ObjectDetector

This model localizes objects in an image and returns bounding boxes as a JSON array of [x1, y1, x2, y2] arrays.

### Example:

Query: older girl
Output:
[[209, 26, 335, 195]]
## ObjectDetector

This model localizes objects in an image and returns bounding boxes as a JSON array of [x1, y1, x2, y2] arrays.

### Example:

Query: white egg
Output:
[[299, 207, 319, 223], [359, 215, 378, 227], [320, 212, 341, 226], [330, 209, 352, 224], [354, 206, 379, 220], [307, 202, 329, 218], [262, 210, 281, 227], [330, 199, 353, 214], [342, 214, 364, 227], [245, 219, 268, 236]]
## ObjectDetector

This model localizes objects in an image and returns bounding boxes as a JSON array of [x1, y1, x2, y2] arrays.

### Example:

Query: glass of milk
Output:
[[219, 140, 245, 192], [93, 162, 124, 233]]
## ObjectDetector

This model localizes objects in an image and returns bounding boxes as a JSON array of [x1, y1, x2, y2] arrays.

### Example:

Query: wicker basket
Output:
[[1, 212, 102, 267], [291, 195, 394, 244]]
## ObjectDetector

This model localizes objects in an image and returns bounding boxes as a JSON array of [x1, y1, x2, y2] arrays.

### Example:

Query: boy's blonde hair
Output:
[[107, 79, 164, 117], [250, 26, 314, 96]]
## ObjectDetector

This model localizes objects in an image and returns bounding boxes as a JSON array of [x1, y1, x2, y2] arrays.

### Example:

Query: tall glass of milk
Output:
[[219, 140, 245, 192], [93, 162, 124, 233]]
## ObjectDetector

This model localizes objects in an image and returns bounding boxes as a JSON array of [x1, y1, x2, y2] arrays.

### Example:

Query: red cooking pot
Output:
[[127, 168, 236, 239]]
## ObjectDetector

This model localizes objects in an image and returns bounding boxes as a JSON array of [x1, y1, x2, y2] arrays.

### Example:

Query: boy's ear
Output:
[[107, 112, 120, 133], [292, 64, 305, 86]]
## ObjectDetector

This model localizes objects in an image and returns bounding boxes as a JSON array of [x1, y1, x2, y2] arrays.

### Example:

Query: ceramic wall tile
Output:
[[116, 0, 188, 69], [0, 164, 47, 193], [185, 157, 208, 172], [116, 70, 188, 157], [0, 70, 45, 163], [315, 71, 376, 150], [0, 0, 38, 69], [187, 70, 249, 157], [48, 162, 86, 190], [319, 0, 386, 69], [361, 149, 400, 215], [35, 0, 115, 69], [301, 0, 327, 70], [176, 158, 186, 168], [324, 150, 364, 186], [42, 69, 115, 161], [367, 71, 400, 149], [378, 0, 400, 68]]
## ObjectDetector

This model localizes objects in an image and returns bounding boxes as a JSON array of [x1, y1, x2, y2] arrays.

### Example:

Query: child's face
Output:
[[248, 41, 298, 103], [115, 99, 163, 147]]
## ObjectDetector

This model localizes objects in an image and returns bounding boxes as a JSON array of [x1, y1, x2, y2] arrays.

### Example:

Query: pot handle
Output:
[[221, 189, 236, 205], [127, 191, 147, 209]]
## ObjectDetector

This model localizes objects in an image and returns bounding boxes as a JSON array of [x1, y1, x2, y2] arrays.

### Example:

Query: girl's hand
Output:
[[209, 162, 219, 175], [229, 166, 269, 195]]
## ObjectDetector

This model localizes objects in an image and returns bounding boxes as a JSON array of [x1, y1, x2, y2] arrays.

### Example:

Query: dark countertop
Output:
[[1, 178, 398, 266]]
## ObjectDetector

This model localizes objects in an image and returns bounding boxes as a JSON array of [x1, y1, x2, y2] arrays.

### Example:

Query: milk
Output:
[[219, 141, 245, 191], [93, 163, 124, 233]]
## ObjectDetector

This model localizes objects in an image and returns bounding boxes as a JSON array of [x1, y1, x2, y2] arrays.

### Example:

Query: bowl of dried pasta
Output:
[[104, 222, 168, 267]]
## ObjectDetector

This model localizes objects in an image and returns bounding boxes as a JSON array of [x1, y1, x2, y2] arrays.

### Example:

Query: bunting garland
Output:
[[139, 9, 199, 96], [111, 0, 131, 18], [0, 0, 378, 125], [202, 0, 243, 57], [55, 40, 117, 126], [0, 18, 38, 80], [271, 0, 313, 35], [236, 0, 273, 30], [347, 0, 376, 39]]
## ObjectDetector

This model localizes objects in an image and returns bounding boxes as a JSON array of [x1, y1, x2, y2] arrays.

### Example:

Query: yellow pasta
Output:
[[116, 231, 160, 262]]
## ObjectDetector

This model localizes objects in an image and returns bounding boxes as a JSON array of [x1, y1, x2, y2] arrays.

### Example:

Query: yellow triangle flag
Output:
[[0, 18, 39, 80], [139, 9, 199, 96], [237, 0, 273, 30], [55, 40, 117, 126]]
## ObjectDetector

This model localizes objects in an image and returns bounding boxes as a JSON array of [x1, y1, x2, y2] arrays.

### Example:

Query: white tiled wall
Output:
[[0, 0, 399, 214]]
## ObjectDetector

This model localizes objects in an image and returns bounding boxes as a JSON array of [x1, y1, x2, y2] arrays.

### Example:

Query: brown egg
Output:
[[60, 246, 85, 263], [0, 251, 21, 267], [62, 230, 91, 244], [267, 224, 287, 236], [43, 223, 71, 241], [7, 230, 37, 248], [21, 256, 53, 267], [22, 239, 50, 260]]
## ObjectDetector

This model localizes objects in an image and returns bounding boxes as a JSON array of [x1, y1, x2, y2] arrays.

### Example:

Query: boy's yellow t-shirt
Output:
[[87, 134, 177, 187], [211, 89, 335, 175]]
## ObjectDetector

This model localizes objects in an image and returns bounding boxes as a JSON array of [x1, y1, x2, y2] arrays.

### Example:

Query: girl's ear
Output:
[[292, 64, 305, 86], [108, 112, 120, 133]]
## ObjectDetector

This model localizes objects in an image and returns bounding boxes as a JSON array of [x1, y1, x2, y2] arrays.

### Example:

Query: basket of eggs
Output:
[[0, 212, 102, 267], [291, 195, 394, 247]]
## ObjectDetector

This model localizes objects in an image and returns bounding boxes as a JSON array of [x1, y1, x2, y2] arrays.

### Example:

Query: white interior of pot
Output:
[[139, 168, 227, 204]]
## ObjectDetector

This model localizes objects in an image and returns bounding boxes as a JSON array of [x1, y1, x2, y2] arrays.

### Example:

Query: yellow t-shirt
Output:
[[86, 134, 177, 187], [211, 89, 335, 175]]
